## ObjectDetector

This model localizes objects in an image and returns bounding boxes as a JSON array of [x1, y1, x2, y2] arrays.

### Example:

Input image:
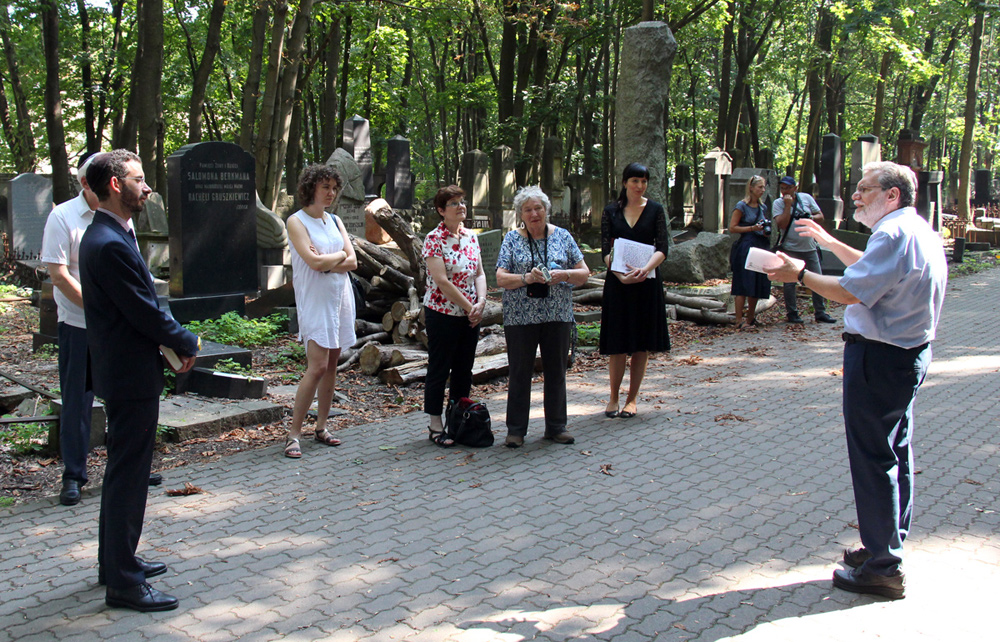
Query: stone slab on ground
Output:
[[156, 394, 284, 441]]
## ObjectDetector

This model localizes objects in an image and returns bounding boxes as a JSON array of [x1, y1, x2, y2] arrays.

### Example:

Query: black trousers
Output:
[[98, 396, 159, 589], [57, 322, 94, 484], [503, 322, 573, 436], [843, 339, 930, 575], [424, 307, 480, 417], [782, 248, 827, 316]]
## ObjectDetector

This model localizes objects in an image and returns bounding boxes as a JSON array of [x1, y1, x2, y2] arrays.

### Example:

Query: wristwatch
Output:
[[797, 268, 808, 285]]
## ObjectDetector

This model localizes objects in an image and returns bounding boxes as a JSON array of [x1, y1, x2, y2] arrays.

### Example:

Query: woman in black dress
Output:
[[599, 163, 670, 419], [728, 175, 772, 329]]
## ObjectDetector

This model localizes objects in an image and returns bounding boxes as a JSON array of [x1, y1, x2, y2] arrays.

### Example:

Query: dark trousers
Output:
[[424, 307, 480, 416], [57, 322, 94, 484], [98, 396, 159, 589], [782, 248, 827, 316], [504, 322, 572, 436], [843, 340, 931, 575]]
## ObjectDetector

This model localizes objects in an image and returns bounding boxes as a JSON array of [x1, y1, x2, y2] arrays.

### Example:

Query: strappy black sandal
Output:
[[428, 428, 455, 448]]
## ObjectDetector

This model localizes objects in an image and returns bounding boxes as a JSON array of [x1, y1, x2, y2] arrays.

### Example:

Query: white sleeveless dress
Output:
[[289, 210, 357, 349]]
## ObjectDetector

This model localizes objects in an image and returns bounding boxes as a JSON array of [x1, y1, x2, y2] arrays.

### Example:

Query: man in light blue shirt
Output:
[[766, 161, 947, 600]]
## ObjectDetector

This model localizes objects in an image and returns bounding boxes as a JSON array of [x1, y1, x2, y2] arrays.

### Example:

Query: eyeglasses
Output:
[[446, 201, 466, 208], [123, 176, 148, 186], [855, 184, 883, 195]]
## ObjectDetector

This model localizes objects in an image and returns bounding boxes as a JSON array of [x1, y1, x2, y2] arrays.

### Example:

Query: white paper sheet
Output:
[[744, 246, 784, 274], [610, 237, 656, 273]]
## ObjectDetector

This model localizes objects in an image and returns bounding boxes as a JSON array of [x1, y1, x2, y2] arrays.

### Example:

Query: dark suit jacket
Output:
[[79, 210, 199, 401]]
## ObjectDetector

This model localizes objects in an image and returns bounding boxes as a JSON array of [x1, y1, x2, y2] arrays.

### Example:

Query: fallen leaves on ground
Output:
[[165, 482, 204, 496], [599, 463, 613, 476], [714, 413, 747, 422]]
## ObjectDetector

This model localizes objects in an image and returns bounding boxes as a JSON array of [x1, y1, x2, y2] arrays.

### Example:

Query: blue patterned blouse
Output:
[[497, 226, 584, 326]]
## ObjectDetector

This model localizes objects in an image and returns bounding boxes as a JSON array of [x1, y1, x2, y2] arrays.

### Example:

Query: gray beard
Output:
[[854, 206, 884, 228]]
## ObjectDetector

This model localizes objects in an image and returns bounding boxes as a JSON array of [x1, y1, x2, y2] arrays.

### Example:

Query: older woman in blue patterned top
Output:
[[496, 186, 591, 448]]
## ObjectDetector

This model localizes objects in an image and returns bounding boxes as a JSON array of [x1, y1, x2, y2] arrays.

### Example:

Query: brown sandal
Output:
[[315, 428, 342, 446], [283, 438, 301, 459]]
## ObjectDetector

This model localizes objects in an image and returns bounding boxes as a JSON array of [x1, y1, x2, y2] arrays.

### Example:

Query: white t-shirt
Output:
[[40, 193, 94, 328]]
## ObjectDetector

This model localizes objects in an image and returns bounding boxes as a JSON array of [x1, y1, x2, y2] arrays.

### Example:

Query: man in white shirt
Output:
[[766, 161, 947, 600], [40, 153, 100, 506]]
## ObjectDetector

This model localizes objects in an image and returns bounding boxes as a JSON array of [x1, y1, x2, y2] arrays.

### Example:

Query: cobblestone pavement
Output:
[[3, 268, 999, 642]]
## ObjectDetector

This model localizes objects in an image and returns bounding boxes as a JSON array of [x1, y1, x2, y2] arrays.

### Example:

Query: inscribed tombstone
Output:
[[166, 142, 257, 298], [343, 115, 374, 196], [5, 174, 53, 260]]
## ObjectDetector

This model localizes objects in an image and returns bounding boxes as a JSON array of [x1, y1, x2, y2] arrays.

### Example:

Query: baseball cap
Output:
[[779, 176, 797, 186]]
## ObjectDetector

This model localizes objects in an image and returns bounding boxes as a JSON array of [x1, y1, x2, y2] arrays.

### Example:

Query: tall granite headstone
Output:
[[917, 171, 944, 231], [385, 136, 413, 209], [460, 149, 490, 228], [343, 115, 374, 196], [167, 142, 256, 320], [5, 173, 53, 260], [973, 169, 994, 206], [542, 137, 568, 227], [477, 229, 503, 289], [325, 148, 367, 237], [816, 133, 844, 226], [702, 150, 732, 234], [846, 135, 880, 229], [671, 164, 695, 226], [614, 22, 676, 205], [490, 145, 516, 230]]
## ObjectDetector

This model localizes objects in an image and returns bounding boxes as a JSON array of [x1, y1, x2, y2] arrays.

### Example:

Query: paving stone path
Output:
[[2, 267, 998, 641]]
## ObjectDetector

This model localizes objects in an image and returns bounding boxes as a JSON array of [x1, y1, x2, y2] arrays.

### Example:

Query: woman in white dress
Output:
[[283, 164, 358, 458]]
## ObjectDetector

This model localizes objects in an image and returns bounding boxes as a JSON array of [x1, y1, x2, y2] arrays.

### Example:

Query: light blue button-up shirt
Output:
[[839, 207, 947, 348]]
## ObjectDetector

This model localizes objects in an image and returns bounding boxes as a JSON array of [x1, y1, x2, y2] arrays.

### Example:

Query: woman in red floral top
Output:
[[422, 185, 487, 446]]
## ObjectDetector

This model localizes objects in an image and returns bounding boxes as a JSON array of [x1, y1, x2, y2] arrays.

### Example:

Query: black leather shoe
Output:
[[149, 473, 163, 486], [99, 558, 168, 585], [832, 566, 905, 600], [59, 480, 81, 506], [544, 432, 575, 444], [815, 312, 836, 323], [106, 582, 178, 612], [786, 313, 804, 324], [843, 547, 872, 569]]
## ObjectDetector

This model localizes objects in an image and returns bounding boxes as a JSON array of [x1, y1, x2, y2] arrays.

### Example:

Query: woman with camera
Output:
[[422, 185, 487, 447], [728, 174, 772, 329], [496, 186, 590, 448], [599, 163, 670, 419]]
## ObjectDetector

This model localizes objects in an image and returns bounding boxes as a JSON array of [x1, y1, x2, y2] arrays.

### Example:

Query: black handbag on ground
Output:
[[446, 398, 494, 447]]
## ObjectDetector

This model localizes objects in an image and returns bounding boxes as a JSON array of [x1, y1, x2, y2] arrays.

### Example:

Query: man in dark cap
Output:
[[772, 176, 836, 324], [80, 149, 200, 612]]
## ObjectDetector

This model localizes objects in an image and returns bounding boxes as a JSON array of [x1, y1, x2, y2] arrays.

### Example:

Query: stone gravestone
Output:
[[385, 135, 413, 210], [136, 192, 170, 271], [725, 168, 768, 225], [846, 135, 880, 229], [343, 115, 374, 196], [671, 164, 695, 226], [917, 171, 944, 231], [816, 133, 844, 226], [477, 229, 503, 289], [5, 173, 53, 260], [702, 150, 732, 234], [490, 145, 516, 230], [326, 148, 367, 238], [542, 137, 568, 227], [973, 169, 994, 206], [615, 22, 676, 205], [565, 174, 592, 231], [166, 141, 256, 322], [460, 149, 490, 228]]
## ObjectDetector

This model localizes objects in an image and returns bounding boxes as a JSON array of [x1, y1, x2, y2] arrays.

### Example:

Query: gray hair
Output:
[[512, 185, 551, 217], [863, 161, 917, 209]]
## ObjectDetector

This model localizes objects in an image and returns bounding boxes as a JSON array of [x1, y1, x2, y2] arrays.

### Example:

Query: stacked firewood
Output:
[[570, 272, 775, 324], [340, 199, 510, 383]]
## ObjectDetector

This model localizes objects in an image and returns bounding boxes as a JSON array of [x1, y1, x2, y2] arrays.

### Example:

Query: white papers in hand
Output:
[[610, 238, 655, 273], [744, 246, 783, 274]]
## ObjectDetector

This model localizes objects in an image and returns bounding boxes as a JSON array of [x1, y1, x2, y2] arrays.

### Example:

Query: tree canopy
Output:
[[1, 0, 997, 209]]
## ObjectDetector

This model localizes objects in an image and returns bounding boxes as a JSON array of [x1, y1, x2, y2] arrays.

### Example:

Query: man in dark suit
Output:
[[80, 150, 200, 612]]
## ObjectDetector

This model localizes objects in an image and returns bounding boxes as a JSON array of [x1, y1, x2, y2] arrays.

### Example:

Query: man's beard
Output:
[[121, 186, 145, 216], [854, 194, 888, 228]]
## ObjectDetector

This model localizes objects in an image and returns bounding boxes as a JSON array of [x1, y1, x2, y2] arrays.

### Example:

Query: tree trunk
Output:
[[187, 0, 226, 143], [41, 1, 71, 204], [957, 5, 985, 220], [238, 1, 269, 153], [0, 12, 36, 172], [872, 52, 891, 138], [75, 0, 97, 153], [321, 17, 341, 160], [134, 0, 164, 193], [255, 0, 288, 204]]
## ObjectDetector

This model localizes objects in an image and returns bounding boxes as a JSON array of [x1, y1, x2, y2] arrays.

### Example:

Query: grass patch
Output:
[[214, 358, 252, 376], [184, 311, 288, 348], [577, 322, 601, 347], [950, 252, 1000, 277], [0, 417, 48, 454]]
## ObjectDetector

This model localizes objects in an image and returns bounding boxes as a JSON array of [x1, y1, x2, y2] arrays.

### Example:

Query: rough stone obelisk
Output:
[[614, 21, 677, 205]]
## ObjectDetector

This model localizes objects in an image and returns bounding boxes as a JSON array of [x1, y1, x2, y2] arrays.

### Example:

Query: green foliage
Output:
[[214, 358, 251, 376], [271, 342, 306, 370], [576, 322, 600, 347], [0, 496, 15, 508], [0, 417, 48, 455], [949, 253, 1000, 277], [163, 369, 176, 397], [35, 344, 58, 360], [184, 312, 287, 348]]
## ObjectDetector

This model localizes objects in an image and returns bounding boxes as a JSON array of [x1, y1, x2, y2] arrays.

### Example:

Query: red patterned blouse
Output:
[[421, 221, 482, 316]]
